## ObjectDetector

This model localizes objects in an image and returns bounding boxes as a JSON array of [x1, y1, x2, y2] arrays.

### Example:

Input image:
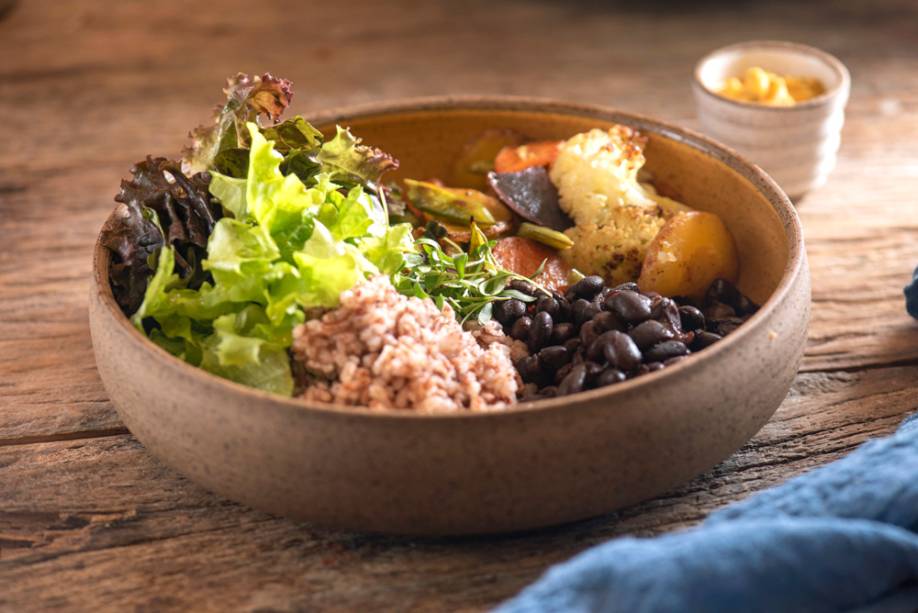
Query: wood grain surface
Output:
[[1, 0, 917, 610]]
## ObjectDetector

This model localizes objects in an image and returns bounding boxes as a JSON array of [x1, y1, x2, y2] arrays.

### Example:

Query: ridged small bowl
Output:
[[693, 41, 850, 199], [89, 97, 810, 535]]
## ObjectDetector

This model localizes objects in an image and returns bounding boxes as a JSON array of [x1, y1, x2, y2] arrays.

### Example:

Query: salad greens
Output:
[[182, 73, 295, 174], [105, 72, 544, 397], [130, 123, 413, 395], [100, 157, 221, 313]]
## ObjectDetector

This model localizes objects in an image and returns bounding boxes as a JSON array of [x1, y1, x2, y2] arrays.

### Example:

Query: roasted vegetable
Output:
[[492, 236, 572, 292], [101, 157, 221, 314], [494, 140, 561, 173], [429, 220, 513, 244], [517, 222, 574, 250], [638, 211, 739, 300], [404, 179, 512, 226], [487, 166, 572, 231], [451, 129, 527, 190]]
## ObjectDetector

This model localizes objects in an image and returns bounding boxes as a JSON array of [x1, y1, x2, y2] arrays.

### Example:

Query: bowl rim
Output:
[[692, 39, 851, 112], [92, 95, 805, 421]]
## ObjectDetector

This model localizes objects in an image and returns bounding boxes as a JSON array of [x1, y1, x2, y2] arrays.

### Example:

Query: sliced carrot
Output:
[[492, 236, 571, 292], [493, 141, 562, 174]]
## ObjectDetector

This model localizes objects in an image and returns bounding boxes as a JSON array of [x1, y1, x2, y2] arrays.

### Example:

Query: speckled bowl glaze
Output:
[[89, 97, 809, 536], [693, 41, 850, 199]]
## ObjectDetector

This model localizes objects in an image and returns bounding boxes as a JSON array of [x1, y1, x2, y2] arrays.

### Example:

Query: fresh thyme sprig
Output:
[[393, 223, 548, 324]]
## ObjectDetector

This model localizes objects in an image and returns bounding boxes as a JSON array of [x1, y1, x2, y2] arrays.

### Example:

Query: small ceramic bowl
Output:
[[693, 41, 851, 199], [89, 97, 810, 535]]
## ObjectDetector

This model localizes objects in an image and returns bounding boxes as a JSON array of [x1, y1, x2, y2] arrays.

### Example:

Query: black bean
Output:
[[646, 361, 665, 372], [628, 320, 675, 351], [602, 330, 643, 372], [664, 355, 688, 367], [705, 302, 736, 320], [516, 355, 542, 383], [579, 319, 599, 346], [586, 331, 616, 361], [528, 311, 553, 351], [573, 298, 600, 327], [556, 298, 572, 322], [495, 298, 526, 324], [584, 361, 605, 386], [592, 310, 622, 333], [540, 386, 558, 398], [550, 322, 575, 344], [678, 305, 706, 331], [713, 317, 744, 336], [538, 345, 569, 370], [510, 316, 532, 341], [644, 340, 690, 363], [706, 278, 742, 309], [536, 295, 560, 317], [571, 275, 604, 298], [508, 279, 537, 296], [506, 298, 526, 318], [596, 368, 627, 387], [735, 294, 758, 316], [605, 290, 653, 324], [692, 330, 722, 350], [554, 362, 573, 384], [563, 338, 582, 355], [558, 363, 587, 395], [652, 297, 682, 331], [611, 282, 639, 293]]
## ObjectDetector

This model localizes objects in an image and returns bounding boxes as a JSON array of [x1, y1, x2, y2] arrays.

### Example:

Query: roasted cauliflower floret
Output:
[[550, 126, 657, 225], [562, 206, 668, 285], [550, 127, 690, 282]]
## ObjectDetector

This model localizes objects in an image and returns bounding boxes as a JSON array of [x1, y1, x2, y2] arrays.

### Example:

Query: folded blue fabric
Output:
[[499, 413, 918, 613]]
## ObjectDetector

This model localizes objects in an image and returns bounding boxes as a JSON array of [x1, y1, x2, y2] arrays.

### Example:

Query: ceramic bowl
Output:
[[693, 40, 850, 199], [89, 97, 810, 536]]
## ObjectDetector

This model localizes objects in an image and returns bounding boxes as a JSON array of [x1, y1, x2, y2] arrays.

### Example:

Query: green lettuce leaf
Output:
[[200, 310, 294, 396], [359, 222, 416, 275], [317, 126, 399, 188], [208, 172, 248, 218], [261, 116, 323, 153]]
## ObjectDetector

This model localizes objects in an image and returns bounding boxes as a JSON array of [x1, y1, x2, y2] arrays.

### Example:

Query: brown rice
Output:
[[291, 276, 520, 412]]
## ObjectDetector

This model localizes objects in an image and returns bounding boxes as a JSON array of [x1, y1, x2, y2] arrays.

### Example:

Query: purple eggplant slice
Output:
[[487, 167, 573, 232]]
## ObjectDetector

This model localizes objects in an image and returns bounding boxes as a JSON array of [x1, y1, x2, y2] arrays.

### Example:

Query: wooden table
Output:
[[2, 0, 917, 609]]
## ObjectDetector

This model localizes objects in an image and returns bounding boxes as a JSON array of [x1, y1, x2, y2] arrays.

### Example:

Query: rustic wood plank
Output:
[[2, 0, 918, 609], [1, 364, 914, 611]]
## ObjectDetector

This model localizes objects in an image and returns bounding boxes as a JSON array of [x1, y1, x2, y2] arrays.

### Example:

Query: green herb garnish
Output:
[[394, 223, 547, 324]]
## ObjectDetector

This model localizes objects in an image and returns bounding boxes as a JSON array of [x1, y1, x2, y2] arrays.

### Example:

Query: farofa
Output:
[[291, 276, 520, 412]]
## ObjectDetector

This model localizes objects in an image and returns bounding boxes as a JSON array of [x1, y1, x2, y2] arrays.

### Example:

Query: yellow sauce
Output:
[[717, 66, 825, 106]]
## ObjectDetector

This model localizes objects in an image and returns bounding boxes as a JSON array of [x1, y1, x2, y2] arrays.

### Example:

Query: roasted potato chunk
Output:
[[638, 211, 738, 300]]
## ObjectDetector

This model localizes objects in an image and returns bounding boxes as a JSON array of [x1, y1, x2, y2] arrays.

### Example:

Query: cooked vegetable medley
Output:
[[103, 73, 758, 412]]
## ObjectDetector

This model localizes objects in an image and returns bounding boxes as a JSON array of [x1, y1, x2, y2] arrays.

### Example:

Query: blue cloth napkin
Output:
[[499, 413, 918, 613], [905, 266, 918, 319]]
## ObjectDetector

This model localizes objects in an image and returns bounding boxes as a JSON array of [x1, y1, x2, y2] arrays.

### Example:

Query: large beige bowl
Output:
[[89, 98, 809, 536]]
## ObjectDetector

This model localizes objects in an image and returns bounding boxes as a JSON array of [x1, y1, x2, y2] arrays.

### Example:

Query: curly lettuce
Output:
[[182, 73, 294, 174], [101, 157, 221, 313], [131, 123, 410, 395]]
